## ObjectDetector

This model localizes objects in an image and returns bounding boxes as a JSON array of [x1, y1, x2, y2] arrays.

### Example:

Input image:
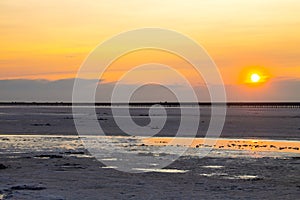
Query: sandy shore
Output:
[[0, 135, 300, 199]]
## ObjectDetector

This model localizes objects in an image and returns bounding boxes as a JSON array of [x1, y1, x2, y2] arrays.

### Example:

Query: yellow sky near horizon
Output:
[[1, 0, 300, 86]]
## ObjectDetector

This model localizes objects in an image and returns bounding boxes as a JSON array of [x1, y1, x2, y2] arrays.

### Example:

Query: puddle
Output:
[[235, 175, 261, 180], [101, 158, 118, 161], [200, 173, 228, 177], [6, 155, 21, 159], [101, 166, 118, 169], [68, 154, 94, 158], [201, 165, 224, 169], [132, 168, 189, 173], [200, 173, 261, 180], [149, 163, 159, 166]]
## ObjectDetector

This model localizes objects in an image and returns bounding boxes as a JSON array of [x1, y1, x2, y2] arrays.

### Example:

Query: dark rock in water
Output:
[[31, 123, 51, 127], [62, 163, 80, 166], [139, 114, 149, 117], [64, 151, 85, 155], [0, 164, 7, 169], [10, 184, 46, 190], [57, 163, 85, 169], [98, 118, 108, 121], [250, 177, 263, 181], [22, 156, 32, 159], [63, 116, 73, 120], [279, 147, 287, 150], [34, 154, 63, 159]]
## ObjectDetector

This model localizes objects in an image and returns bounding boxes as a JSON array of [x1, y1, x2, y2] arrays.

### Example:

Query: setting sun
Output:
[[250, 73, 261, 83], [239, 66, 271, 86]]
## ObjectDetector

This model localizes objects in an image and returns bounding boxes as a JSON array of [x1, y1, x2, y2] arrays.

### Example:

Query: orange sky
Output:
[[1, 0, 300, 94]]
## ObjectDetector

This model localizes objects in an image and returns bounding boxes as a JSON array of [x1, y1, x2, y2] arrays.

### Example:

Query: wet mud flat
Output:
[[0, 135, 300, 199]]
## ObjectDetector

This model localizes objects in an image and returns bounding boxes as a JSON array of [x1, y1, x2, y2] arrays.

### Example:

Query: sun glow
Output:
[[239, 67, 271, 86]]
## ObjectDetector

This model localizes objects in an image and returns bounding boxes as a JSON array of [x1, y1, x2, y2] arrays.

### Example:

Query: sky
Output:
[[1, 0, 300, 102]]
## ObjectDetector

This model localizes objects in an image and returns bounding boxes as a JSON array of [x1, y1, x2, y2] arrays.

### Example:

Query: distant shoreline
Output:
[[0, 102, 300, 108]]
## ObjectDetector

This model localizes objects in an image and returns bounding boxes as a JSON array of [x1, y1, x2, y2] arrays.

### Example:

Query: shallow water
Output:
[[0, 135, 299, 199], [1, 135, 299, 159]]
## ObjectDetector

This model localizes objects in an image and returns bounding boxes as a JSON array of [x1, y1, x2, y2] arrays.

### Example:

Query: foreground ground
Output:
[[0, 136, 300, 200]]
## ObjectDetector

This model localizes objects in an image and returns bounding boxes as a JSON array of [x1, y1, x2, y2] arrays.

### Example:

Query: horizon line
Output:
[[0, 101, 300, 108]]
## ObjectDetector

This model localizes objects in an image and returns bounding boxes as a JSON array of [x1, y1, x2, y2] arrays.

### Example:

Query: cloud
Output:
[[0, 79, 98, 102], [225, 78, 300, 102], [267, 78, 300, 101], [0, 77, 299, 102]]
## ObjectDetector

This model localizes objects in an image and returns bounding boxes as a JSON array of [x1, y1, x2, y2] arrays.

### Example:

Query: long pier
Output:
[[0, 102, 300, 108]]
